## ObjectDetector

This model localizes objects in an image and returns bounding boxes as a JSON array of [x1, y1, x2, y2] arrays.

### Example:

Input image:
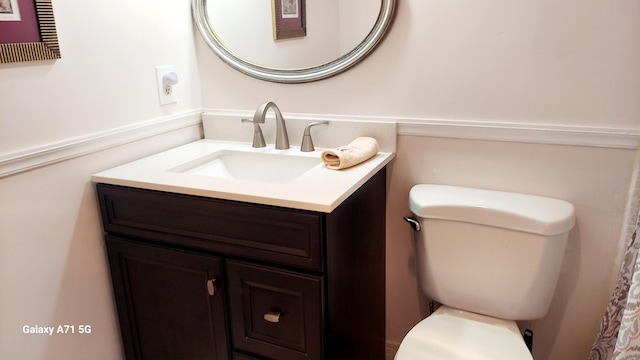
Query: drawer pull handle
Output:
[[207, 279, 216, 296], [263, 312, 281, 323]]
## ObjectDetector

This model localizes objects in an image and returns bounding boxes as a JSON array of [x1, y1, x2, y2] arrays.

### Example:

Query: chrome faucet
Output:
[[253, 101, 290, 150]]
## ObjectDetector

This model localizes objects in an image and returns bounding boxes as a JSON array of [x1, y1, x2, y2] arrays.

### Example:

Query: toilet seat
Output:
[[395, 306, 533, 360]]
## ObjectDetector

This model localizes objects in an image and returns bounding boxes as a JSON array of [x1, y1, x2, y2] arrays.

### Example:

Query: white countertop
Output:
[[92, 139, 395, 213]]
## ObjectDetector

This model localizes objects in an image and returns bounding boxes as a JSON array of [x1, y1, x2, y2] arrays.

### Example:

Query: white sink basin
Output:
[[92, 139, 395, 212], [170, 150, 322, 184]]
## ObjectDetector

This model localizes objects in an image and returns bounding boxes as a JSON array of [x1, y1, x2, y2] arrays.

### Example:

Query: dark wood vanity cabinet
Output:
[[97, 168, 386, 360]]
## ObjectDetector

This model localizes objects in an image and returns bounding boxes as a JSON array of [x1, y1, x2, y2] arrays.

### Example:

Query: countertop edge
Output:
[[92, 146, 395, 213]]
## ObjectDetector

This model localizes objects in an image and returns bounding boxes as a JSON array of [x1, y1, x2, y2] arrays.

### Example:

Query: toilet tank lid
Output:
[[409, 185, 575, 235]]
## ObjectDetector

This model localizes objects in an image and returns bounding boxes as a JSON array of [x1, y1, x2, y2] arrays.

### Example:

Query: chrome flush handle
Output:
[[403, 216, 421, 231]]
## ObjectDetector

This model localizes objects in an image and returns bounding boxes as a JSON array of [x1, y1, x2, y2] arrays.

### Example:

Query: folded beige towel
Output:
[[321, 137, 379, 170]]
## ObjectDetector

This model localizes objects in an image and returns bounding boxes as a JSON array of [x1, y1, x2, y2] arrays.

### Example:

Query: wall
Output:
[[387, 137, 638, 359], [0, 0, 202, 359], [199, 0, 640, 129], [0, 0, 202, 155], [196, 0, 640, 359], [0, 128, 202, 360], [0, 0, 638, 360], [339, 0, 380, 54]]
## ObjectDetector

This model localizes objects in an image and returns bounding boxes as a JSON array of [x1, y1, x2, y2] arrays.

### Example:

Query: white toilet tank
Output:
[[408, 184, 575, 320]]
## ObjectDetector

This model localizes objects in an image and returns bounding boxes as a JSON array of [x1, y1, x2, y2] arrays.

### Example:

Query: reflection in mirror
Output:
[[193, 0, 396, 83], [208, 0, 379, 69]]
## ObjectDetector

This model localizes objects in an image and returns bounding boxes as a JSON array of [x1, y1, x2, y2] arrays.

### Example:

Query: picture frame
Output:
[[272, 0, 306, 40], [0, 0, 61, 63], [0, 0, 21, 21]]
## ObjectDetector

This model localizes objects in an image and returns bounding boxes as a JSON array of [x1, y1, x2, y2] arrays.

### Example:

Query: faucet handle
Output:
[[241, 118, 266, 148], [300, 121, 329, 152]]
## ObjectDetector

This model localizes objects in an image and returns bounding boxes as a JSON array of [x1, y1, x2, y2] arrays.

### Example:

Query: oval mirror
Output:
[[192, 0, 396, 83]]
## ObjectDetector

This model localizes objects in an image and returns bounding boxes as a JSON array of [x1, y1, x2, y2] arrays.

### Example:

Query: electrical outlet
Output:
[[155, 65, 177, 105]]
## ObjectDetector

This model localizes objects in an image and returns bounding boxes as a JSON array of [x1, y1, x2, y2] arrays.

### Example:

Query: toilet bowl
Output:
[[395, 306, 532, 360], [397, 184, 575, 359]]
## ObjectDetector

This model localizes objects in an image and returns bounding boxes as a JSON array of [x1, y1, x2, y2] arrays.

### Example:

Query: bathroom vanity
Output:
[[93, 137, 394, 360]]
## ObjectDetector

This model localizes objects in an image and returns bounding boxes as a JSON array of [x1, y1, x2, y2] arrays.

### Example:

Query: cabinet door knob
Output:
[[263, 311, 281, 323], [207, 279, 216, 296]]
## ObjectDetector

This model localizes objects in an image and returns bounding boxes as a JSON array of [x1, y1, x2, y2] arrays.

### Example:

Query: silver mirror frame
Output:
[[192, 0, 396, 83]]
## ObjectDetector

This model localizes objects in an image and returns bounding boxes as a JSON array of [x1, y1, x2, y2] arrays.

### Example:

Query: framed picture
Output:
[[272, 0, 306, 40], [0, 0, 21, 21], [0, 0, 61, 63]]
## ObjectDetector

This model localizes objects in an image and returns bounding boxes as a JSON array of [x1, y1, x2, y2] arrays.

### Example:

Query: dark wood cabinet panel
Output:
[[324, 169, 387, 360], [97, 184, 323, 271], [233, 352, 264, 360], [97, 166, 387, 360], [106, 237, 229, 360]]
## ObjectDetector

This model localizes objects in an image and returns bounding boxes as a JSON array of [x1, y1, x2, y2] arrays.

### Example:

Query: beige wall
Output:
[[0, 127, 202, 360], [1, 0, 639, 359], [0, 0, 203, 358], [198, 0, 640, 129], [196, 0, 640, 358], [0, 0, 202, 155], [386, 136, 638, 359]]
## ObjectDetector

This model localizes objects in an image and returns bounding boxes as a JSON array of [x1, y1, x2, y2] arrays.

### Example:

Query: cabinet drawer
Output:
[[226, 260, 323, 360], [97, 184, 323, 270]]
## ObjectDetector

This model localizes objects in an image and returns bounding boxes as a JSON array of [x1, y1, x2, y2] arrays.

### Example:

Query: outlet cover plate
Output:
[[155, 65, 177, 105]]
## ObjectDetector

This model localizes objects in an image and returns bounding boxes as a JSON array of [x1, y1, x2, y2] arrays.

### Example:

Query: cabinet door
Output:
[[106, 237, 229, 360], [226, 260, 323, 360]]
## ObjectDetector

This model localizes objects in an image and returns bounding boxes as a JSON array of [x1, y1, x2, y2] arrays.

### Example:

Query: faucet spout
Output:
[[253, 101, 290, 150]]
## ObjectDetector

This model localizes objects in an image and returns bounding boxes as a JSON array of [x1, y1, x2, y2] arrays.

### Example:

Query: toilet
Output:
[[397, 184, 575, 360]]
